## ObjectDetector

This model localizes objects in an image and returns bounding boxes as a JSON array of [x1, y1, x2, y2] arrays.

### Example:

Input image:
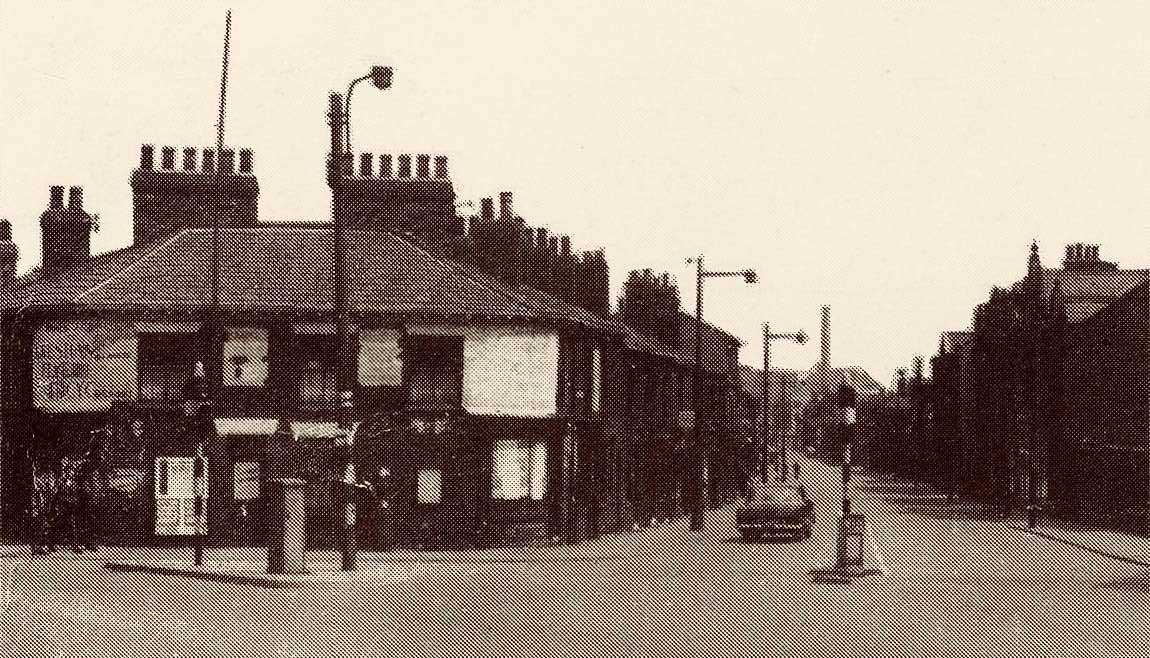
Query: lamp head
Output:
[[795, 330, 808, 344], [743, 269, 757, 284], [371, 66, 393, 90]]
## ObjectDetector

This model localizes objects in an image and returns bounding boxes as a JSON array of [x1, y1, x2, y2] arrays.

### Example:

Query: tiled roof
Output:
[[4, 227, 539, 319]]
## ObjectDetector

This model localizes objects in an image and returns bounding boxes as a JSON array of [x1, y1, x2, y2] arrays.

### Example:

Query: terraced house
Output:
[[0, 144, 745, 549]]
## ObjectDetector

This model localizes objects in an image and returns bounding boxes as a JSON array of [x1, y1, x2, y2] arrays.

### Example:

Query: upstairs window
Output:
[[404, 337, 463, 409], [138, 334, 201, 402], [296, 335, 337, 403]]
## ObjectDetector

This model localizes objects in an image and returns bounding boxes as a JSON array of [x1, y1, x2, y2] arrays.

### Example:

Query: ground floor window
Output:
[[491, 440, 547, 500]]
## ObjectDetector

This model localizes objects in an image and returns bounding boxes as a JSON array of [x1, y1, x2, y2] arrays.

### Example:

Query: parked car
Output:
[[736, 481, 815, 541]]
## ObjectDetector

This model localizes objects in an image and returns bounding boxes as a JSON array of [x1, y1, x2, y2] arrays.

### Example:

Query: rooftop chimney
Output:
[[434, 156, 449, 179], [480, 197, 494, 222], [416, 154, 430, 179], [131, 143, 259, 244], [182, 147, 197, 172], [397, 154, 412, 178], [40, 185, 92, 277], [239, 148, 253, 174], [499, 192, 513, 221], [0, 219, 19, 286], [140, 144, 155, 170], [360, 153, 374, 177], [379, 154, 393, 178]]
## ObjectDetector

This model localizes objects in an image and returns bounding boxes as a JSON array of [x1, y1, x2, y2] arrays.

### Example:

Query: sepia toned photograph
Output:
[[0, 2, 1147, 655]]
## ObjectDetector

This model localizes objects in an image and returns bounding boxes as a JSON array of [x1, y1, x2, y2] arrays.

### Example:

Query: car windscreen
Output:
[[750, 487, 802, 504]]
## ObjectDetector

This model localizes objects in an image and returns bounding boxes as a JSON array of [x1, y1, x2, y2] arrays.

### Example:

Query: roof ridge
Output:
[[74, 230, 193, 303], [381, 232, 540, 319]]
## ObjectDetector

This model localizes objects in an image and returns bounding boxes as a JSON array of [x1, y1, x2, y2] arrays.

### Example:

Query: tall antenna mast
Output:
[[211, 9, 232, 319]]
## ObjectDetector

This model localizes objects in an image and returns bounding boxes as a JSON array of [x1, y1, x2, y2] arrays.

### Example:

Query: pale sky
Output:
[[4, 2, 1150, 383]]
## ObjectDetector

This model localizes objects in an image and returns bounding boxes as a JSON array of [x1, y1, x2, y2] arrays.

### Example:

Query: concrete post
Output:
[[266, 478, 307, 575]]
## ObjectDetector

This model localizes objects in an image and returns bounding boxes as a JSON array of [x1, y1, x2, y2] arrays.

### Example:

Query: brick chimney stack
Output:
[[0, 219, 19, 286], [40, 185, 93, 277], [131, 143, 259, 244]]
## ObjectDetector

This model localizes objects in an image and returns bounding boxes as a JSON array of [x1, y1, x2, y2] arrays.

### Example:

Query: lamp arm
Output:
[[344, 74, 373, 154]]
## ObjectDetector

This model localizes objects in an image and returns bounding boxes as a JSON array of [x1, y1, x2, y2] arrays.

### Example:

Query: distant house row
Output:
[[868, 242, 1148, 535]]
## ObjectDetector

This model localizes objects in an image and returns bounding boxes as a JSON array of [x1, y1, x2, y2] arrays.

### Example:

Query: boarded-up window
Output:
[[359, 329, 403, 387], [491, 440, 547, 500], [417, 469, 442, 504]]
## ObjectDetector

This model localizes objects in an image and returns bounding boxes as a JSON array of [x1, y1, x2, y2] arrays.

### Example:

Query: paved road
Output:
[[1, 456, 1145, 656]]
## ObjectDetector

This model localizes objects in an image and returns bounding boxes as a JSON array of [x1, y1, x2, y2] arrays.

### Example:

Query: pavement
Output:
[[1, 456, 1146, 656]]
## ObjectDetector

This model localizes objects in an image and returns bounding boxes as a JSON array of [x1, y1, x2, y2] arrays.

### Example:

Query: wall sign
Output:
[[222, 327, 269, 387], [32, 319, 137, 412]]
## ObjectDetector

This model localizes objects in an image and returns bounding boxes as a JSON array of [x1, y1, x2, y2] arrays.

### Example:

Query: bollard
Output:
[[267, 478, 308, 575]]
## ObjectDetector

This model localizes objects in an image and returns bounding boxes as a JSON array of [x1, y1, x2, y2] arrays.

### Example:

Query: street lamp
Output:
[[687, 255, 756, 532], [762, 323, 807, 482], [327, 65, 392, 571]]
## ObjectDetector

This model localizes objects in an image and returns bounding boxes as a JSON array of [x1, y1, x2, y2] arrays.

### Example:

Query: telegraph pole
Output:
[[761, 322, 770, 480]]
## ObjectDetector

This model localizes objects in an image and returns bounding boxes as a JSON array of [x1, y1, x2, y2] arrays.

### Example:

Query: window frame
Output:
[[403, 336, 464, 411], [137, 332, 201, 402]]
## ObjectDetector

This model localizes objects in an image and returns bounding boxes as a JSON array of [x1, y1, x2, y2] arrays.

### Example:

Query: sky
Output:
[[3, 2, 1150, 384]]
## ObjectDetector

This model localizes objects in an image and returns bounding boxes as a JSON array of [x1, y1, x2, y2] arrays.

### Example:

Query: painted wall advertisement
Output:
[[32, 319, 137, 412]]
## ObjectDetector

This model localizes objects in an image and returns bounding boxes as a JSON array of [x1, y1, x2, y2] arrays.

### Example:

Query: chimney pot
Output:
[[360, 153, 374, 177], [380, 154, 393, 178], [397, 154, 412, 178], [416, 154, 430, 179], [50, 186, 65, 208], [434, 155, 449, 179], [220, 149, 235, 174], [560, 235, 571, 256], [182, 147, 197, 171], [0, 219, 11, 242], [161, 146, 176, 170], [480, 198, 494, 222], [68, 186, 83, 209], [140, 144, 155, 170], [202, 149, 216, 172], [239, 148, 253, 173], [499, 191, 513, 220]]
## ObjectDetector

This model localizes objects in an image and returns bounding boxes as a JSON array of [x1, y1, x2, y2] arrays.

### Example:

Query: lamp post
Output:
[[687, 255, 756, 532], [328, 65, 392, 571], [762, 323, 807, 482]]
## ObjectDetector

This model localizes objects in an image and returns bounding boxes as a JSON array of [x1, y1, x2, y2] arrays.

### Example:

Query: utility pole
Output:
[[691, 256, 705, 532], [761, 322, 770, 480]]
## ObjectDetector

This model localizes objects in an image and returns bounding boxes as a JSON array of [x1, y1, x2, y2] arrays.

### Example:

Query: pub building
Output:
[[0, 144, 745, 549]]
